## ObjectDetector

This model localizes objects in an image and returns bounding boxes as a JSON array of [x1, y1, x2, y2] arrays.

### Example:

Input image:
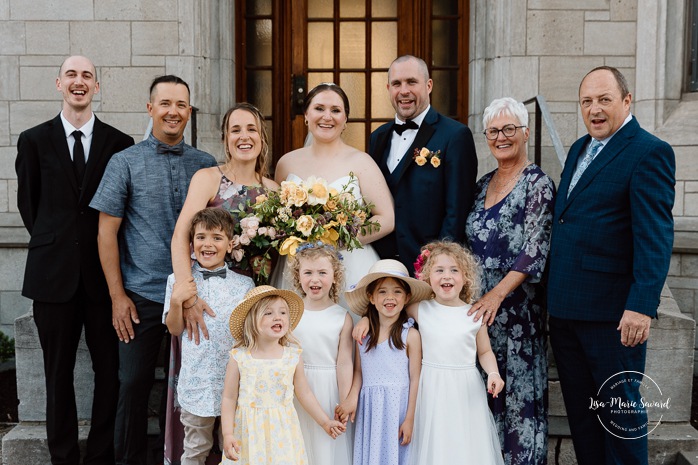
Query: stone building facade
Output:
[[0, 0, 696, 358]]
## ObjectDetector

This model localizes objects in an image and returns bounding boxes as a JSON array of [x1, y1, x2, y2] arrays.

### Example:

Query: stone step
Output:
[[677, 450, 698, 465]]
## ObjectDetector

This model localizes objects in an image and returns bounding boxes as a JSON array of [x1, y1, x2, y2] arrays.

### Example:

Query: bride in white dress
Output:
[[272, 83, 394, 293]]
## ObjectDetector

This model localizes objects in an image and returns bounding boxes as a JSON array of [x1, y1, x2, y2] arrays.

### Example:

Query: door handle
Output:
[[292, 75, 307, 117]]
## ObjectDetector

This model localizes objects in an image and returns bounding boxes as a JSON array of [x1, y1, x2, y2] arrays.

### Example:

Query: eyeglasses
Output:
[[483, 124, 526, 140]]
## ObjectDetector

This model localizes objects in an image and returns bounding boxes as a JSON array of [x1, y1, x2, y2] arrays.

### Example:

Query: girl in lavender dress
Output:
[[337, 260, 431, 465]]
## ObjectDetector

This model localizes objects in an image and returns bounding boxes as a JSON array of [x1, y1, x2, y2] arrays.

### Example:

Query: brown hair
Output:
[[417, 240, 480, 304], [220, 102, 270, 185], [364, 277, 410, 352], [188, 207, 235, 243], [580, 66, 630, 99], [303, 83, 350, 118], [288, 244, 345, 303], [235, 296, 299, 350]]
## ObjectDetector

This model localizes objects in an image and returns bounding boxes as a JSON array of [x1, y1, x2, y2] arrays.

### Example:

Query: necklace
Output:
[[490, 161, 530, 195]]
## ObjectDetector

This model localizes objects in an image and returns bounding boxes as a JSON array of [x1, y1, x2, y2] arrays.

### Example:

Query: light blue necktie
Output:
[[567, 138, 603, 197]]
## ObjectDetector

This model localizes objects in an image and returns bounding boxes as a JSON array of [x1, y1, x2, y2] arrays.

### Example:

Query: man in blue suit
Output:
[[369, 55, 477, 274], [548, 66, 675, 465]]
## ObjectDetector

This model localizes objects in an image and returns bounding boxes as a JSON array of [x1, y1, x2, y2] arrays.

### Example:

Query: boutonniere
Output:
[[413, 147, 442, 168]]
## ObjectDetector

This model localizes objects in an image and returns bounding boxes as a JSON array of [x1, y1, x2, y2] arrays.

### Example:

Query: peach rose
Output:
[[430, 156, 441, 168], [419, 147, 430, 158], [296, 215, 315, 236], [415, 156, 427, 166]]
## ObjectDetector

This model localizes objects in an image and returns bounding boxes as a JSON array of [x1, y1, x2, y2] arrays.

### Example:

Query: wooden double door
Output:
[[235, 0, 469, 167]]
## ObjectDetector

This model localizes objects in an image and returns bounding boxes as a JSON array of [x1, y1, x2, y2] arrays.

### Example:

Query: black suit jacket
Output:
[[16, 114, 134, 303], [369, 107, 478, 273]]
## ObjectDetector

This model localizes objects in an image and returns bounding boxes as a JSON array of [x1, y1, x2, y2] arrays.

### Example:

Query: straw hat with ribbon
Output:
[[229, 285, 304, 340], [344, 259, 433, 316]]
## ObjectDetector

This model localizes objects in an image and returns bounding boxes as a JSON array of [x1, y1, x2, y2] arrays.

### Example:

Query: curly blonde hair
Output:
[[235, 296, 300, 349], [416, 240, 480, 304], [287, 244, 345, 303]]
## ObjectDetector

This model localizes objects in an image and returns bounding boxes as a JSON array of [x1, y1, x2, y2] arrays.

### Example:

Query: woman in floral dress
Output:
[[465, 97, 555, 465], [165, 103, 278, 464]]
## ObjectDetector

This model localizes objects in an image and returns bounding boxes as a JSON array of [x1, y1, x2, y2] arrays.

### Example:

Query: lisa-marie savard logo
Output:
[[588, 371, 671, 439]]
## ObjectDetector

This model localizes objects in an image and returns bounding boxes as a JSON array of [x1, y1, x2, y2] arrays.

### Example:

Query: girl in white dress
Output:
[[288, 242, 355, 465], [354, 241, 506, 465], [272, 83, 394, 292]]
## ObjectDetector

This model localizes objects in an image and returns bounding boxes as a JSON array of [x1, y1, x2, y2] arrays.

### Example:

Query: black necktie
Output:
[[72, 130, 86, 184], [201, 268, 227, 280], [393, 120, 419, 136], [156, 143, 184, 156]]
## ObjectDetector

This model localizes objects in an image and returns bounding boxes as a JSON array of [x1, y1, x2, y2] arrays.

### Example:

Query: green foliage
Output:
[[0, 332, 15, 363]]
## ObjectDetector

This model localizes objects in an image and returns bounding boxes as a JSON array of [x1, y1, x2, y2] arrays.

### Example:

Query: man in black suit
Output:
[[15, 55, 134, 465], [369, 55, 478, 274]]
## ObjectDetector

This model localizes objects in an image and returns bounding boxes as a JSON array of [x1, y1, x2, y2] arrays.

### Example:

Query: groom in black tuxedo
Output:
[[15, 55, 134, 464], [369, 55, 478, 274]]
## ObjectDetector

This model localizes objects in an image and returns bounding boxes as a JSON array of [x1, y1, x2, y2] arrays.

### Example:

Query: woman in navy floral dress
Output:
[[465, 97, 555, 465]]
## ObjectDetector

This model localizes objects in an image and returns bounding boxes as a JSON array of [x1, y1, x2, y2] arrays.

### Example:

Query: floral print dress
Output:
[[221, 346, 308, 465], [465, 164, 555, 465]]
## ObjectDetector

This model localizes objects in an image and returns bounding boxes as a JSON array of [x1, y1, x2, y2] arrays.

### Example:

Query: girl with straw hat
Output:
[[220, 286, 346, 464]]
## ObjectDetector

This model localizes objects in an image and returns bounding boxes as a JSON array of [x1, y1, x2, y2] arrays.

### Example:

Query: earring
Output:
[[304, 119, 309, 126]]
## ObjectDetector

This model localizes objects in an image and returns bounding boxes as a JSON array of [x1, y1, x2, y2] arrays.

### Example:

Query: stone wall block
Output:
[[19, 55, 66, 67], [0, 248, 27, 289], [70, 22, 131, 67], [165, 56, 212, 112], [96, 112, 151, 139], [99, 67, 164, 112], [0, 179, 7, 212], [0, 56, 20, 100], [669, 254, 682, 277], [505, 57, 539, 101], [673, 182, 684, 216], [132, 21, 179, 56], [0, 0, 8, 19], [584, 21, 636, 56], [10, 0, 93, 20], [95, 0, 178, 21], [539, 56, 602, 101], [19, 67, 63, 101], [686, 181, 698, 193], [585, 10, 610, 21], [0, 21, 25, 54], [0, 147, 15, 179], [670, 287, 693, 316], [25, 22, 69, 55], [0, 102, 9, 146], [610, 0, 638, 21], [0, 291, 31, 325], [131, 55, 166, 67], [527, 11, 584, 55], [681, 256, 698, 278], [8, 179, 17, 212], [685, 194, 698, 217], [529, 0, 608, 9], [8, 102, 60, 135]]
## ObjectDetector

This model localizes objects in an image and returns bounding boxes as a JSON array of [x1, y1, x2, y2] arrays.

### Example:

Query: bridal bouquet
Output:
[[234, 173, 380, 283]]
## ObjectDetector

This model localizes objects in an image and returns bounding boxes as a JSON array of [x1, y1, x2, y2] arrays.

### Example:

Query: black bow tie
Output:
[[156, 143, 183, 156], [201, 269, 227, 280], [393, 120, 419, 135]]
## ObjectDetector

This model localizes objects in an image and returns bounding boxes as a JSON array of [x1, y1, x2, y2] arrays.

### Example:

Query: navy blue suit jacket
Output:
[[16, 114, 134, 303], [369, 107, 477, 274], [547, 116, 675, 321]]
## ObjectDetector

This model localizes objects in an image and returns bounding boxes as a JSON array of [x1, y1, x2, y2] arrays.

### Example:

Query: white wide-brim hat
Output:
[[344, 259, 433, 316], [229, 285, 304, 340]]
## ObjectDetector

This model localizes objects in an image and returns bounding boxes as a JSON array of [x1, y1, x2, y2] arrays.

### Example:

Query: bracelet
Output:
[[488, 372, 501, 378], [182, 295, 198, 310]]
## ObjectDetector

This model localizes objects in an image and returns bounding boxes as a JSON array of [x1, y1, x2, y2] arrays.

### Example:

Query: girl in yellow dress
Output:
[[221, 286, 346, 464]]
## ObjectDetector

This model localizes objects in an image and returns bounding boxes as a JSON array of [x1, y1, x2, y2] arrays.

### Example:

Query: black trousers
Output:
[[33, 281, 119, 465], [113, 291, 167, 465]]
